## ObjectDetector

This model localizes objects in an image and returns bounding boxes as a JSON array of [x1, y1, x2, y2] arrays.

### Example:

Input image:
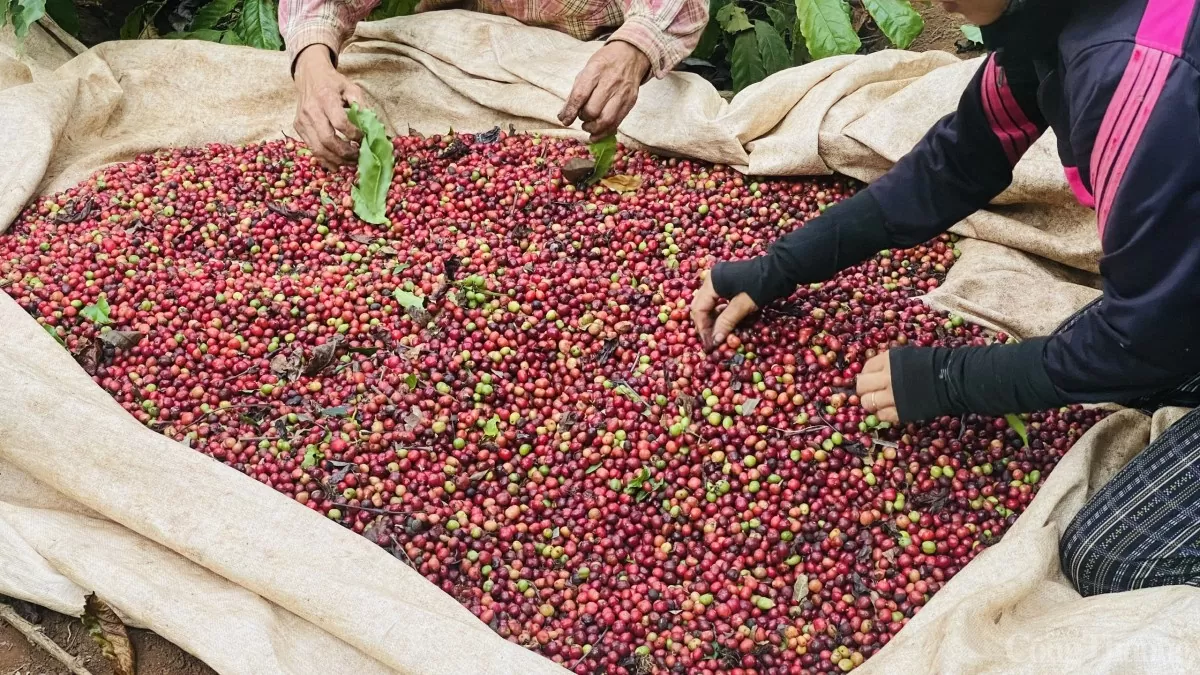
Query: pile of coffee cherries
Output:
[[0, 130, 1103, 674]]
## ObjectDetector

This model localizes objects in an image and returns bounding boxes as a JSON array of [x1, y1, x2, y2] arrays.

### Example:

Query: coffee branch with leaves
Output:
[[693, 0, 925, 92]]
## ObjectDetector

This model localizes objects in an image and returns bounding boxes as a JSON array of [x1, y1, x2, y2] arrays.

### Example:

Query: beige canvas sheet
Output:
[[0, 12, 1189, 675]]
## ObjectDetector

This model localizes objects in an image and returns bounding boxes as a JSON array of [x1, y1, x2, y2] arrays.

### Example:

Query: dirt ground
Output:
[[5, 3, 977, 674], [0, 601, 213, 675], [911, 3, 984, 56]]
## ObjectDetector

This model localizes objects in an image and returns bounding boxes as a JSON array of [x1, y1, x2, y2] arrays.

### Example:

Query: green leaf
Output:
[[45, 0, 79, 35], [81, 296, 113, 325], [367, 0, 418, 20], [960, 23, 983, 44], [235, 0, 282, 50], [320, 405, 350, 417], [692, 0, 729, 59], [120, 5, 145, 40], [392, 287, 424, 309], [10, 0, 46, 38], [796, 0, 860, 59], [730, 30, 765, 92], [792, 23, 812, 65], [586, 135, 617, 184], [624, 467, 651, 494], [42, 324, 65, 346], [405, 372, 418, 390], [862, 0, 923, 49], [585, 462, 602, 475], [765, 5, 791, 38], [346, 103, 395, 225], [220, 29, 242, 44], [1005, 414, 1029, 448], [302, 446, 323, 468], [163, 29, 224, 40], [191, 0, 238, 30], [715, 3, 752, 33], [754, 21, 791, 77], [484, 415, 500, 438]]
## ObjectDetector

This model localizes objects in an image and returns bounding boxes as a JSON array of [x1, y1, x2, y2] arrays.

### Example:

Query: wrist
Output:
[[294, 45, 336, 83]]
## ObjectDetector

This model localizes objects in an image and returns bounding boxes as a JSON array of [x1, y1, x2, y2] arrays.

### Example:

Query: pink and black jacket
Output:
[[712, 0, 1200, 421]]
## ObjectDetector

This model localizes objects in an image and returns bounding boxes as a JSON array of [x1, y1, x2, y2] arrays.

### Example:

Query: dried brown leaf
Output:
[[304, 336, 343, 376], [270, 350, 304, 380], [793, 574, 809, 603], [362, 514, 390, 543], [561, 157, 596, 183], [99, 331, 145, 351], [676, 394, 697, 419], [73, 338, 104, 376], [402, 405, 426, 432], [599, 174, 643, 193], [82, 594, 135, 675]]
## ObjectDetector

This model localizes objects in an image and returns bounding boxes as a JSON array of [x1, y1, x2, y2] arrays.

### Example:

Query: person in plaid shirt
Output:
[[281, 0, 709, 166]]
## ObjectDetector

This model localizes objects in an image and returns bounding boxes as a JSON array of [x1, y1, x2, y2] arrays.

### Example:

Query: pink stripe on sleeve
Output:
[[994, 68, 1040, 149], [1091, 47, 1161, 201], [981, 57, 1020, 165], [1096, 54, 1174, 237], [1064, 167, 1095, 209]]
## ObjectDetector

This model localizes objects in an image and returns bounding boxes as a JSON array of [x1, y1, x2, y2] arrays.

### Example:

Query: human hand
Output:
[[690, 273, 758, 352], [557, 41, 651, 142], [292, 46, 368, 168], [857, 352, 899, 424]]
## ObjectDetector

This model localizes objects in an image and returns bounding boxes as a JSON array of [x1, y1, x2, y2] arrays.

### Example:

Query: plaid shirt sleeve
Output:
[[280, 0, 381, 70], [609, 0, 708, 78]]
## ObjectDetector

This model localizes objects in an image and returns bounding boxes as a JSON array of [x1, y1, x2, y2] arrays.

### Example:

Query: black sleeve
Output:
[[710, 191, 889, 307], [711, 51, 1046, 309], [889, 340, 1067, 423]]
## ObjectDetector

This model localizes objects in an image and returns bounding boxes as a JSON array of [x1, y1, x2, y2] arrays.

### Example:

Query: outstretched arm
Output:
[[280, 0, 380, 167], [694, 52, 1047, 348], [884, 52, 1200, 421]]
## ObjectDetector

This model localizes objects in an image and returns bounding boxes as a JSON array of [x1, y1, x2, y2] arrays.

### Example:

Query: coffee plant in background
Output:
[[691, 0, 925, 92], [125, 0, 413, 47], [2, 0, 81, 38], [0, 0, 412, 47]]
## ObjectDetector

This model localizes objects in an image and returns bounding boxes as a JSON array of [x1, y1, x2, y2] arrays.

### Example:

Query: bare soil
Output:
[[0, 601, 213, 675], [5, 3, 981, 675], [911, 3, 984, 57]]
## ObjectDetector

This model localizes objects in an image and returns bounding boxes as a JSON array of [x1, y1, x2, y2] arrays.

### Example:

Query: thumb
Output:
[[712, 294, 756, 345]]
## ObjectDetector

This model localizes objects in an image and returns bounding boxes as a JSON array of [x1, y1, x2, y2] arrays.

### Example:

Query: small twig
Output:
[[389, 534, 417, 569], [769, 425, 828, 437], [341, 502, 405, 516], [179, 403, 267, 432], [219, 363, 261, 384], [571, 628, 608, 670], [0, 603, 96, 675]]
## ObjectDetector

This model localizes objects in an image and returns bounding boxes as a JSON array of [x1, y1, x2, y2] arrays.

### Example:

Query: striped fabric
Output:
[[279, 0, 709, 80], [1060, 406, 1200, 596], [1090, 0, 1195, 238], [980, 54, 1041, 166]]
